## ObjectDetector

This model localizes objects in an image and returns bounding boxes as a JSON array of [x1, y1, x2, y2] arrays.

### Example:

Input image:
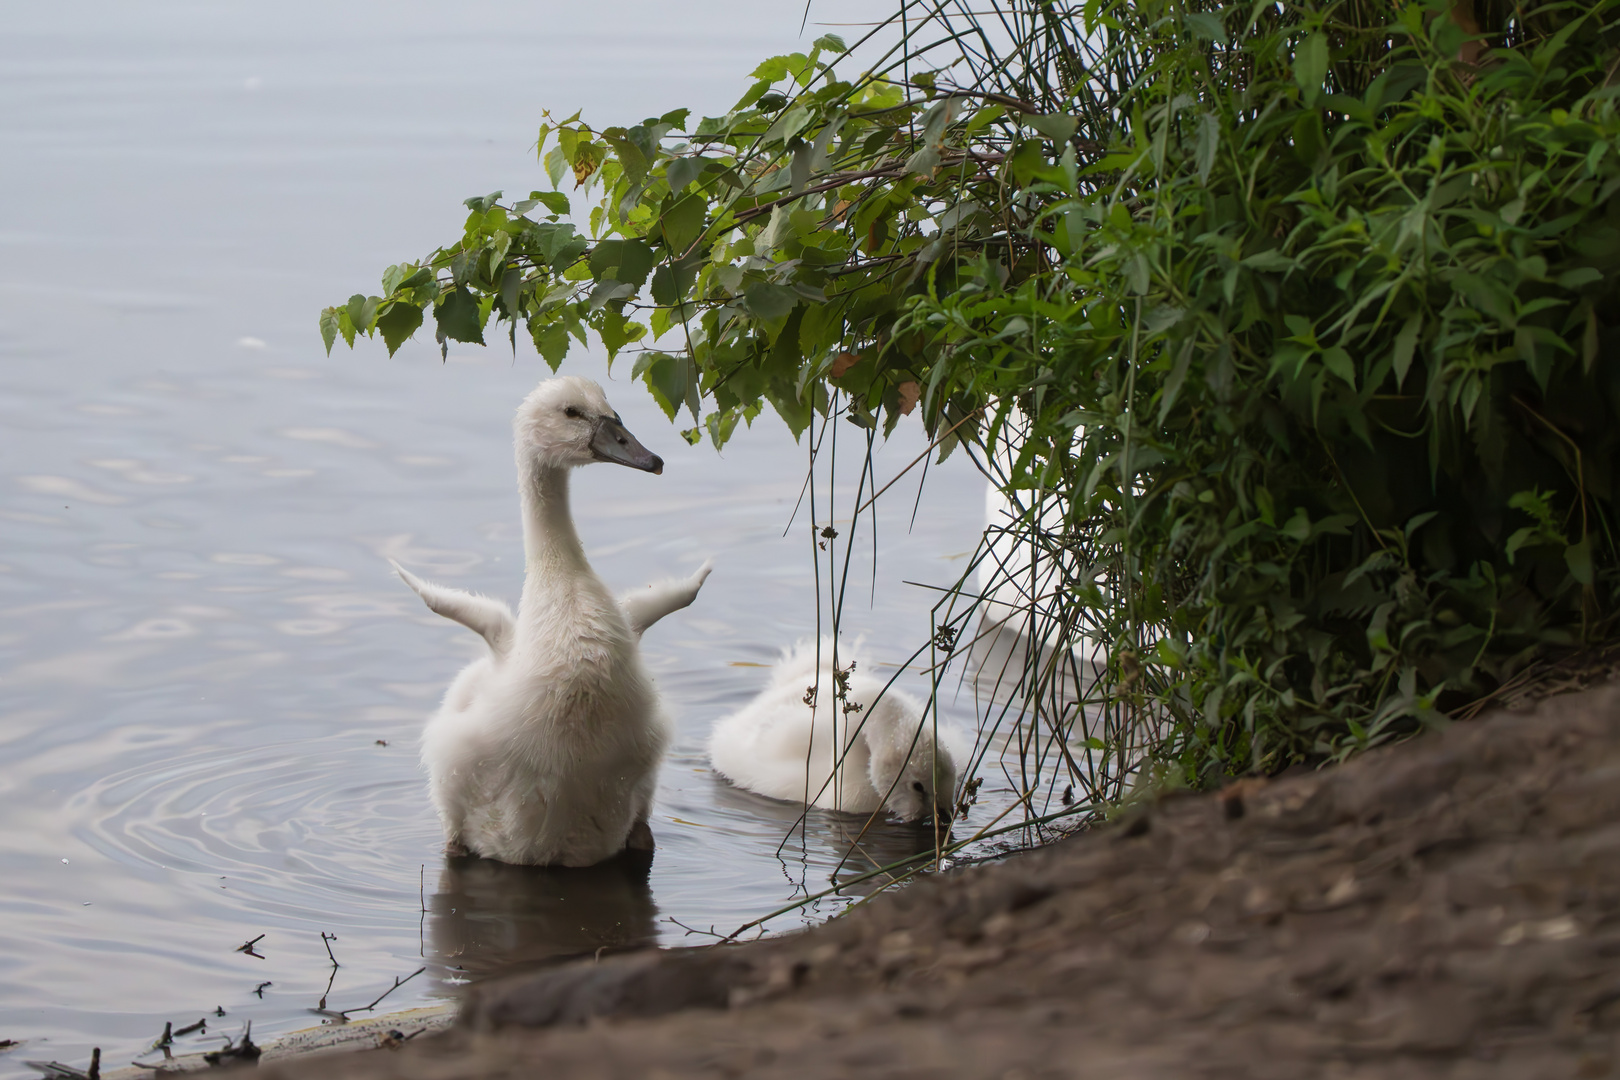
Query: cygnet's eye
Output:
[[912, 781, 926, 794], [563, 405, 582, 419]]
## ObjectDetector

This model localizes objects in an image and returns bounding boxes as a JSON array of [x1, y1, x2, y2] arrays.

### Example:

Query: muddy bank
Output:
[[274, 684, 1620, 1079]]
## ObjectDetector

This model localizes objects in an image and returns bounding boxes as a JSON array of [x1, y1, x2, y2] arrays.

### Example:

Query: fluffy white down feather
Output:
[[398, 376, 708, 867], [707, 640, 961, 823]]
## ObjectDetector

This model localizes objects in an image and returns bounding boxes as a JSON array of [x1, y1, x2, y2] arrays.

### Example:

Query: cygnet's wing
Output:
[[620, 559, 713, 638], [389, 560, 514, 658]]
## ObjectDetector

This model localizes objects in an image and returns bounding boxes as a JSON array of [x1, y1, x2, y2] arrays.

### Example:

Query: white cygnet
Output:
[[392, 375, 711, 866], [708, 640, 959, 826]]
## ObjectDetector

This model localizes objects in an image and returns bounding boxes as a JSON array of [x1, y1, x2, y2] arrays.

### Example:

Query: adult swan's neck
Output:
[[518, 462, 592, 588]]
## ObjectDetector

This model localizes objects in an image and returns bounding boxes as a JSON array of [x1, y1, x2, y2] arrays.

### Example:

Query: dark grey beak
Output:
[[590, 415, 663, 474]]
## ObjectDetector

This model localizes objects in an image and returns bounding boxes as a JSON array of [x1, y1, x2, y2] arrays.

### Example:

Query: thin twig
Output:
[[855, 406, 985, 515], [333, 968, 427, 1021]]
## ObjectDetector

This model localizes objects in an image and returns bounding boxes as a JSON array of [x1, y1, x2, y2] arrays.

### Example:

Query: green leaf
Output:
[[1321, 346, 1355, 389], [599, 127, 650, 185], [518, 190, 570, 217], [598, 308, 644, 361], [376, 301, 424, 357], [530, 318, 569, 371], [1024, 113, 1077, 144], [544, 146, 567, 189], [904, 145, 941, 176], [1453, 273, 1515, 325], [1364, 63, 1426, 112], [588, 239, 657, 288], [751, 55, 794, 82], [665, 156, 703, 193], [658, 194, 706, 255], [1242, 249, 1297, 273], [1404, 511, 1438, 538], [1566, 534, 1594, 585], [588, 279, 636, 312], [319, 308, 341, 355], [498, 268, 524, 319], [1185, 10, 1227, 42], [1294, 33, 1328, 103], [531, 222, 587, 270], [1392, 312, 1421, 389], [639, 353, 695, 421], [1557, 267, 1603, 289], [1194, 112, 1219, 183], [744, 282, 798, 321], [435, 288, 485, 345], [1282, 507, 1312, 542], [650, 264, 679, 307], [812, 33, 847, 53], [1505, 526, 1536, 564]]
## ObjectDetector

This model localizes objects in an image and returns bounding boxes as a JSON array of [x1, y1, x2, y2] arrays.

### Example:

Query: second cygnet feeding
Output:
[[708, 640, 959, 827]]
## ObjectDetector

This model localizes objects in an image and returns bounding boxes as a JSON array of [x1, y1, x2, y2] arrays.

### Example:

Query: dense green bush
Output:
[[329, 0, 1620, 792], [914, 0, 1620, 780]]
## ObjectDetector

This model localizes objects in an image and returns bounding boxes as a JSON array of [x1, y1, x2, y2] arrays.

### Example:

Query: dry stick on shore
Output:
[[26, 1048, 100, 1080], [129, 1017, 208, 1070], [202, 1023, 259, 1068], [234, 934, 265, 959]]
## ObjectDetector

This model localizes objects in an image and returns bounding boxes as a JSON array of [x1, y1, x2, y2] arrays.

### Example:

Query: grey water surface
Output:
[[0, 1, 991, 1071]]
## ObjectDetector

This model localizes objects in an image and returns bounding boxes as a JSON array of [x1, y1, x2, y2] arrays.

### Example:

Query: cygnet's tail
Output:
[[389, 560, 515, 658], [767, 636, 868, 691], [620, 558, 714, 638]]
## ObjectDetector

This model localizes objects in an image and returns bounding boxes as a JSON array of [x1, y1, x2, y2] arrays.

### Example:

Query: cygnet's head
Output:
[[514, 375, 663, 474], [863, 694, 959, 828]]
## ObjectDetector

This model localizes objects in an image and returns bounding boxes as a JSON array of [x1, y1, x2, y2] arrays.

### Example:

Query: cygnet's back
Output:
[[707, 641, 959, 824]]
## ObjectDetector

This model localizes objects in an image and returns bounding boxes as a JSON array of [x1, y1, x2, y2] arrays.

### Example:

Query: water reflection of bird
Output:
[[391, 376, 711, 867], [429, 849, 659, 982], [707, 640, 961, 828]]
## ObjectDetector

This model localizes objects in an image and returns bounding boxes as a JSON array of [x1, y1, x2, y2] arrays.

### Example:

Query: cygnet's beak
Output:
[[590, 415, 664, 474]]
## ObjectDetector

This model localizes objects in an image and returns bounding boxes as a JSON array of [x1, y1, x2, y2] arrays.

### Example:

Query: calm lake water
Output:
[[0, 1, 998, 1070]]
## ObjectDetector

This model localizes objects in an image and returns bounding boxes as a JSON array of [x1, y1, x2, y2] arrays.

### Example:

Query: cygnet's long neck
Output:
[[518, 460, 591, 584]]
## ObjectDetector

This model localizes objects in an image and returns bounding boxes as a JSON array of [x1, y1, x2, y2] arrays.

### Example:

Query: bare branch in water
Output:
[[315, 967, 428, 1023]]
